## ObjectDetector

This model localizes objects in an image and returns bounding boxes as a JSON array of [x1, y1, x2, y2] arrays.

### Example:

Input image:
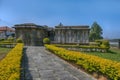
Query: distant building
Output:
[[0, 26, 15, 39], [13, 23, 90, 46]]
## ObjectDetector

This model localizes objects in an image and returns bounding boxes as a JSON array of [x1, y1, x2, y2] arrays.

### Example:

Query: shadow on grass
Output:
[[20, 47, 33, 80]]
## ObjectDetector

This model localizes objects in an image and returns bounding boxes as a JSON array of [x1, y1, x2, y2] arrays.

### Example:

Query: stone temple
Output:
[[14, 23, 90, 46]]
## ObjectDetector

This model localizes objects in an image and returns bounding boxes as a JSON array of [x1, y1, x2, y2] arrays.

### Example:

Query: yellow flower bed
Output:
[[0, 43, 24, 80], [45, 45, 120, 80]]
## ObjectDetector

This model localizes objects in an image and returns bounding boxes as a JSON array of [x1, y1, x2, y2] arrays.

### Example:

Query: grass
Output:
[[84, 48, 120, 62], [0, 47, 11, 60], [0, 47, 11, 53]]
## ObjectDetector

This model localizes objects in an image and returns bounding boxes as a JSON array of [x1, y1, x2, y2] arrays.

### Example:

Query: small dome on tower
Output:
[[58, 22, 63, 26]]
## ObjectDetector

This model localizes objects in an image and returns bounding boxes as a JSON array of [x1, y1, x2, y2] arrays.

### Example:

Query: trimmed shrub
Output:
[[0, 38, 5, 41], [56, 44, 108, 52], [16, 38, 23, 43], [0, 43, 24, 80], [95, 40, 102, 47], [7, 37, 14, 42], [95, 40, 110, 51], [101, 40, 110, 48], [43, 38, 50, 44], [0, 38, 16, 48]]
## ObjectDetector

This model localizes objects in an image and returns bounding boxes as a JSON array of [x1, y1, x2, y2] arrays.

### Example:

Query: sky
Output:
[[0, 0, 120, 39]]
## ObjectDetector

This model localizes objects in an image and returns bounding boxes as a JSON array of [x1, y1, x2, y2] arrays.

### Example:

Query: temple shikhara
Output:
[[13, 23, 90, 46]]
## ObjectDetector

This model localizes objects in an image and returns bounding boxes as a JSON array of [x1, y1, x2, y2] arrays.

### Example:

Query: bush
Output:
[[43, 38, 50, 44], [7, 37, 14, 42], [101, 40, 110, 48], [95, 40, 110, 51], [16, 38, 23, 43], [0, 43, 24, 80], [95, 40, 102, 47], [0, 38, 5, 41], [45, 45, 120, 80]]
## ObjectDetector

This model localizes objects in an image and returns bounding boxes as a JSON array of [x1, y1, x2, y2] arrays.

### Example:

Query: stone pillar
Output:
[[83, 31, 85, 43], [54, 30, 56, 42], [66, 30, 68, 43], [57, 30, 59, 43], [72, 30, 74, 43], [68, 30, 70, 43], [55, 30, 59, 43], [61, 29, 64, 43], [77, 30, 79, 43], [81, 31, 83, 43], [58, 30, 60, 43], [71, 30, 73, 43], [54, 30, 56, 43], [84, 31, 86, 43], [64, 30, 67, 43], [73, 30, 75, 43], [64, 30, 66, 43], [63, 30, 65, 43], [68, 30, 69, 43], [75, 30, 77, 43], [70, 30, 71, 43], [69, 30, 71, 43], [60, 29, 62, 43], [85, 30, 89, 43], [79, 31, 81, 43], [77, 31, 80, 44], [59, 30, 61, 43], [76, 30, 78, 43]]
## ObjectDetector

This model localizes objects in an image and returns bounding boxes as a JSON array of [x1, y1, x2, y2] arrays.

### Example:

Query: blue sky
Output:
[[0, 0, 120, 39]]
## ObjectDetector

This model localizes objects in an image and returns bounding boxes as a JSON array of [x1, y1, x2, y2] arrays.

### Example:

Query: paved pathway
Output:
[[21, 46, 96, 80]]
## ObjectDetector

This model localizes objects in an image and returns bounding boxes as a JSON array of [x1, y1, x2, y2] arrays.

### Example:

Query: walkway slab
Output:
[[21, 46, 96, 80]]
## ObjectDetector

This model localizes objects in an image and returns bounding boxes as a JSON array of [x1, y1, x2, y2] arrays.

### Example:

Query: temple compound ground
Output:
[[21, 46, 96, 80]]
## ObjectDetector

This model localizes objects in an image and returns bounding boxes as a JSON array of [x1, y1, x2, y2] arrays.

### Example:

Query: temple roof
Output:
[[55, 25, 90, 30], [13, 23, 45, 29], [15, 23, 37, 26]]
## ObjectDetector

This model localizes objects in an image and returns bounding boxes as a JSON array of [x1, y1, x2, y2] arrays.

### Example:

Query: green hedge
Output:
[[56, 44, 109, 52]]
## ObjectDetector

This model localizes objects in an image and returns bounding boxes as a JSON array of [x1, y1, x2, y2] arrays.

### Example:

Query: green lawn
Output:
[[84, 48, 120, 62], [0, 47, 11, 60]]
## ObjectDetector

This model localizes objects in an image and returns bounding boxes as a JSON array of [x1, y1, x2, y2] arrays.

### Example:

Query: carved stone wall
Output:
[[14, 23, 47, 46], [54, 26, 90, 44], [16, 28, 47, 46], [14, 23, 90, 45]]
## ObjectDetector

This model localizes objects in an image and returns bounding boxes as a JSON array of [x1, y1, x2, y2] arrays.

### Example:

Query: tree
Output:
[[89, 22, 103, 41]]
